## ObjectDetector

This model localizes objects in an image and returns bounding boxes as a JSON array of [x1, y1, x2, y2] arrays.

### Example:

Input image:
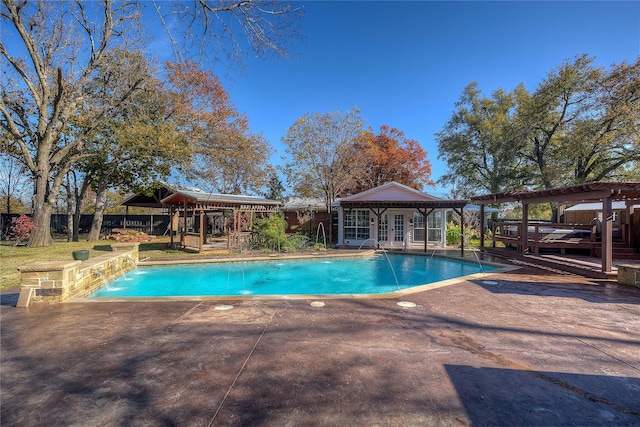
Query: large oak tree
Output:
[[437, 55, 640, 197], [437, 83, 532, 197]]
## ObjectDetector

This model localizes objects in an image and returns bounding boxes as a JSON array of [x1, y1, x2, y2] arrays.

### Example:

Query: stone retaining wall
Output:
[[618, 264, 640, 288], [16, 243, 140, 307]]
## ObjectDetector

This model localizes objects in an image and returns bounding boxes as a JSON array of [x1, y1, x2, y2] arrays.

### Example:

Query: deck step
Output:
[[594, 245, 640, 260]]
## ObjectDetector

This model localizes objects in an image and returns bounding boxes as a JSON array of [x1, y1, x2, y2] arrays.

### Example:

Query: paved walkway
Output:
[[1, 265, 639, 426]]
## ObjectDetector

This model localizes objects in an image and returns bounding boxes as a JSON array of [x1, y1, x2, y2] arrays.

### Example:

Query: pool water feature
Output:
[[88, 254, 496, 298]]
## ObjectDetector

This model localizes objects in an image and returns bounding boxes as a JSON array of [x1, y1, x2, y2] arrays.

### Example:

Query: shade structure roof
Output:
[[162, 190, 280, 211], [121, 184, 281, 212], [120, 186, 175, 208], [565, 201, 640, 211], [471, 182, 640, 205], [334, 181, 468, 210]]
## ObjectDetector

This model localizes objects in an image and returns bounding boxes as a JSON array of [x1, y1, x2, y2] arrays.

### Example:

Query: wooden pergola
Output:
[[122, 184, 281, 252], [472, 182, 640, 273]]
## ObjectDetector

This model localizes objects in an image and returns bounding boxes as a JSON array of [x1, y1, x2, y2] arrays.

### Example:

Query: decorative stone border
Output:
[[16, 243, 140, 308]]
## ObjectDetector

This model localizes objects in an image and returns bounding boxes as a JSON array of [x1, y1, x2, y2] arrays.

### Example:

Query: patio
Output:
[[1, 261, 639, 426]]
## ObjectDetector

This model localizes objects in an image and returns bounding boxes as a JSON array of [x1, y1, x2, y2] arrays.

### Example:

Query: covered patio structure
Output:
[[122, 184, 281, 252], [472, 182, 640, 277], [334, 182, 469, 255]]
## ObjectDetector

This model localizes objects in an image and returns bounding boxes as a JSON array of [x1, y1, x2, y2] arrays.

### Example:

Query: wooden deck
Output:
[[481, 246, 639, 279]]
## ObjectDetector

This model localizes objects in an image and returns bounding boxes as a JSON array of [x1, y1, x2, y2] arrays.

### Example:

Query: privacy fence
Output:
[[1, 214, 170, 239]]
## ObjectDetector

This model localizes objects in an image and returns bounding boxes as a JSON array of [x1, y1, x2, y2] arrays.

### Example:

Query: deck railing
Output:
[[491, 222, 600, 255]]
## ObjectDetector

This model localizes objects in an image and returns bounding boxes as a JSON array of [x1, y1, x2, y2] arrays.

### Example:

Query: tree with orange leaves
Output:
[[346, 125, 434, 195], [166, 62, 272, 194]]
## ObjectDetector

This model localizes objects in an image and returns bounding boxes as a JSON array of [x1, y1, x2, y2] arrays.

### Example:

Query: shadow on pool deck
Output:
[[1, 265, 639, 426]]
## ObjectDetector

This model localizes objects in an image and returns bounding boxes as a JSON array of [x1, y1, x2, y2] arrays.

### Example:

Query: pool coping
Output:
[[72, 250, 518, 303]]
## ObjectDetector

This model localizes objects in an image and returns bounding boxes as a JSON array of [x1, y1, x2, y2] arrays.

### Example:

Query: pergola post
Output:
[[342, 208, 348, 249], [479, 204, 485, 249], [199, 210, 204, 253], [460, 206, 464, 256], [169, 206, 174, 247], [182, 199, 187, 247], [602, 197, 613, 273], [521, 203, 529, 254], [625, 200, 633, 247]]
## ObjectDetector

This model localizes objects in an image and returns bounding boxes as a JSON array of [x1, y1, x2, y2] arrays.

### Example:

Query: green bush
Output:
[[446, 222, 461, 245], [284, 233, 310, 251], [252, 214, 288, 251]]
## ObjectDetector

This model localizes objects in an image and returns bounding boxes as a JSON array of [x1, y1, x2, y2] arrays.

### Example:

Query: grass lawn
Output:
[[0, 236, 219, 292]]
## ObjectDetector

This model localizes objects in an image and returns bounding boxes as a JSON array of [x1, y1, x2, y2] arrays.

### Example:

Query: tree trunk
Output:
[[73, 178, 91, 241], [67, 212, 73, 242], [28, 172, 54, 247], [87, 184, 108, 241], [64, 175, 74, 242], [29, 200, 54, 246]]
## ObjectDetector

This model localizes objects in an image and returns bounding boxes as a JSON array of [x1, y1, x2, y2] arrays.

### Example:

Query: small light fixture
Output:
[[370, 218, 375, 225], [408, 219, 414, 226]]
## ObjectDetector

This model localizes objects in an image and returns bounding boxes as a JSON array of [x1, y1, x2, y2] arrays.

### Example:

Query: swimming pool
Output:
[[89, 254, 495, 298]]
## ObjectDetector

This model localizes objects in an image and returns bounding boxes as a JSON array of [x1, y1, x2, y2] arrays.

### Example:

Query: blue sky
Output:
[[204, 1, 639, 197]]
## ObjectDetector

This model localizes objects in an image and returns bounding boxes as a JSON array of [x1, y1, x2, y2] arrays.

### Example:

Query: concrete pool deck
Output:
[[1, 262, 639, 426]]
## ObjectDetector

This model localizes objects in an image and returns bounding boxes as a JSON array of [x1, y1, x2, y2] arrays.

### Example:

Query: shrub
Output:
[[446, 221, 461, 246], [284, 233, 309, 252], [9, 215, 38, 247], [312, 242, 326, 251], [252, 214, 288, 251]]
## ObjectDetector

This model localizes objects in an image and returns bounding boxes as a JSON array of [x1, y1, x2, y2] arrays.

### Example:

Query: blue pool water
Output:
[[89, 254, 495, 298]]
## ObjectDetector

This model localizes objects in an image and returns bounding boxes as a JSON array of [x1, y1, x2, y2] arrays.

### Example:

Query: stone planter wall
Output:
[[16, 243, 140, 307], [618, 264, 640, 288]]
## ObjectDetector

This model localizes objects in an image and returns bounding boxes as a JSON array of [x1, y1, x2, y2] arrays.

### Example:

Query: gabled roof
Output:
[[335, 182, 468, 210], [339, 181, 442, 203]]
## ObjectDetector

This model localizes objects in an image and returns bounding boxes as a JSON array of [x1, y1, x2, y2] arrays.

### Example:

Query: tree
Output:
[[282, 107, 365, 242], [166, 62, 271, 194], [438, 55, 639, 200], [263, 170, 286, 202], [0, 0, 302, 246], [282, 107, 365, 206], [0, 153, 29, 214], [437, 83, 532, 197], [517, 54, 601, 188], [518, 54, 640, 188], [76, 52, 189, 241], [349, 125, 434, 193], [563, 58, 640, 183]]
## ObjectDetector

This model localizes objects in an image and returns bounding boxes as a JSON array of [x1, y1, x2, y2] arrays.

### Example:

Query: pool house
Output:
[[333, 182, 468, 252]]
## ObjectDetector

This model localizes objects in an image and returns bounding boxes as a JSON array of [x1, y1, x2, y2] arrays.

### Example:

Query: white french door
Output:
[[394, 214, 404, 243]]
